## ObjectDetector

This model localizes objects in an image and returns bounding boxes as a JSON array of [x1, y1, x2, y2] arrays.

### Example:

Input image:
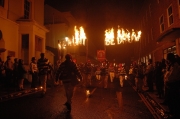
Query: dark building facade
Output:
[[134, 0, 180, 64]]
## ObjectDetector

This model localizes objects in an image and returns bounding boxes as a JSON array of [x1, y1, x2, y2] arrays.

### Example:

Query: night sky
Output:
[[45, 0, 144, 64]]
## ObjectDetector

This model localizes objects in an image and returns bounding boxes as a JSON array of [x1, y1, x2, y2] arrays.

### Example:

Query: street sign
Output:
[[97, 50, 106, 62]]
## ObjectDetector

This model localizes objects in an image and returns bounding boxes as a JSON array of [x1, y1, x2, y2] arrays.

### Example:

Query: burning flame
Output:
[[105, 26, 142, 45], [68, 26, 86, 46], [105, 28, 115, 45]]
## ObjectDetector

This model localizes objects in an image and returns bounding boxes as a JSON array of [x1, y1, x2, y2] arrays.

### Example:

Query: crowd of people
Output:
[[1, 52, 180, 118], [127, 53, 180, 119], [0, 53, 53, 97]]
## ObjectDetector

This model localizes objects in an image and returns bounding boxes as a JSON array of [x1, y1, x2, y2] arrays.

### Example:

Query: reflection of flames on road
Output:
[[105, 26, 142, 45]]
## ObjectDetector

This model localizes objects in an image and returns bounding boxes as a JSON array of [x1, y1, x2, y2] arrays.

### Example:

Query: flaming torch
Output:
[[71, 26, 86, 46]]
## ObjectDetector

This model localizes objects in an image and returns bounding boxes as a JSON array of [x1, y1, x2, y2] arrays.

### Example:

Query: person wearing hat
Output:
[[30, 57, 38, 89], [37, 53, 50, 97], [55, 54, 82, 113]]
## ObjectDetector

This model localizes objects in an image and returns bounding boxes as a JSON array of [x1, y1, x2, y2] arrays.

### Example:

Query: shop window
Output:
[[163, 46, 176, 59]]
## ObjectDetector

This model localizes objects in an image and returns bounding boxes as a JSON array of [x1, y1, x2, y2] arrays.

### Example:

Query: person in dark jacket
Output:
[[37, 53, 50, 96], [18, 59, 27, 90], [145, 59, 154, 92], [100, 62, 109, 88], [165, 53, 180, 118], [55, 54, 82, 113], [13, 58, 19, 89]]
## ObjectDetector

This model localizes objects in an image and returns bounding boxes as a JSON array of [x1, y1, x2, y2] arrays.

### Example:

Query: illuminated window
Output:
[[149, 54, 151, 59], [159, 15, 164, 33], [163, 46, 176, 59], [167, 5, 173, 26], [24, 0, 31, 19]]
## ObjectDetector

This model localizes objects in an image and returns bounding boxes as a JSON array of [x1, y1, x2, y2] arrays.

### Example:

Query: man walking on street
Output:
[[56, 54, 82, 113], [37, 53, 50, 97]]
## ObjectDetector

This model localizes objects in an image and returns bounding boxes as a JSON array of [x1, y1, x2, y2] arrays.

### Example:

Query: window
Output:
[[147, 33, 149, 43], [146, 11, 148, 22], [0, 30, 2, 40], [167, 5, 173, 26], [0, 0, 4, 7], [35, 36, 42, 52], [178, 0, 180, 18], [21, 34, 29, 64], [149, 4, 152, 17], [24, 0, 31, 19], [151, 28, 153, 40], [159, 15, 164, 32]]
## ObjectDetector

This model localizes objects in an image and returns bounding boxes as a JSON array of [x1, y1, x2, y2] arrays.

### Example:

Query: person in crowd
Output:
[[13, 58, 19, 90], [175, 54, 180, 65], [54, 60, 62, 86], [119, 65, 127, 87], [30, 57, 39, 89], [82, 60, 92, 88], [37, 53, 50, 97], [95, 66, 101, 80], [164, 53, 180, 119], [17, 59, 27, 90], [55, 54, 82, 113], [142, 64, 147, 88], [144, 59, 154, 92], [161, 59, 169, 105], [4, 56, 14, 90], [100, 62, 109, 88], [129, 64, 135, 86], [154, 61, 164, 98], [0, 59, 5, 86], [134, 64, 144, 92], [108, 63, 115, 82]]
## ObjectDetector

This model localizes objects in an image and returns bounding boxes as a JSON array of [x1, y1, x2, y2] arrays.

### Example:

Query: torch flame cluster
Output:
[[67, 26, 86, 46], [105, 26, 142, 45]]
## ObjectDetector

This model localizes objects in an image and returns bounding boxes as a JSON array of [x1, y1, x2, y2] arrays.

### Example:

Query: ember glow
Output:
[[105, 26, 142, 45]]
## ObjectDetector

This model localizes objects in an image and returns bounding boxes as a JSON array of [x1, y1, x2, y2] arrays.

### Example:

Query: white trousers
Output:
[[119, 75, 124, 87], [109, 72, 115, 82]]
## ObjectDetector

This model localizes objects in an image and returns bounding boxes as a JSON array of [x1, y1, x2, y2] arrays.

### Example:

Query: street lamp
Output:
[[58, 40, 61, 62]]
